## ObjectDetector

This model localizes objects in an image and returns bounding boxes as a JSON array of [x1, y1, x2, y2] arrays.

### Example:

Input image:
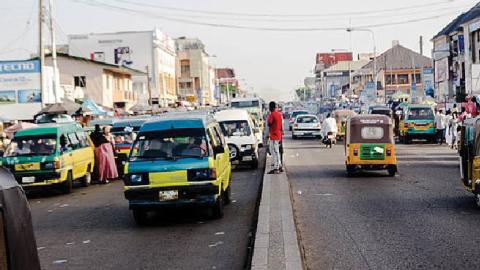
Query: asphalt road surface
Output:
[[30, 150, 265, 270], [284, 135, 480, 270]]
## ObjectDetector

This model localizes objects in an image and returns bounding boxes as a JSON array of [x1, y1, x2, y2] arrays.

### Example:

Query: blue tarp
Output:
[[82, 99, 107, 115]]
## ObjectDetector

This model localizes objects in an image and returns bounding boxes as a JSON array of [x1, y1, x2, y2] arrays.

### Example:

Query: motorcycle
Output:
[[323, 132, 335, 148]]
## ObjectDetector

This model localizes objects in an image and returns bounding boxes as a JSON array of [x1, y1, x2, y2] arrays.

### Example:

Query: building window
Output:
[[385, 74, 396, 85], [180, 60, 190, 77], [412, 74, 421, 84], [74, 76, 86, 87], [397, 74, 409, 84]]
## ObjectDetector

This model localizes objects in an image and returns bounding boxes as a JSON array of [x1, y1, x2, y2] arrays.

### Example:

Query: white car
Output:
[[215, 109, 259, 169], [292, 114, 321, 139]]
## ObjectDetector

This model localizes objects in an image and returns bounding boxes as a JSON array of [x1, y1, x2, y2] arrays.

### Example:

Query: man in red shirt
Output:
[[267, 101, 283, 174]]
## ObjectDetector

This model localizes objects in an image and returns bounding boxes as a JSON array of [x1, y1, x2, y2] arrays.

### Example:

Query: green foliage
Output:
[[295, 87, 313, 101]]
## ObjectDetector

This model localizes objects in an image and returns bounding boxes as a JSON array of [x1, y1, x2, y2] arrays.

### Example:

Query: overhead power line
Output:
[[72, 0, 468, 32], [114, 0, 460, 18]]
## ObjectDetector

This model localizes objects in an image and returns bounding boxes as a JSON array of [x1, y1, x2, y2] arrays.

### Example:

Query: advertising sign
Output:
[[316, 52, 353, 66], [365, 81, 376, 102], [435, 58, 449, 82], [0, 60, 42, 120], [423, 67, 434, 97]]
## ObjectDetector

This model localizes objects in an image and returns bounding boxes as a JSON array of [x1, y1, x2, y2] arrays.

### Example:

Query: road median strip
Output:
[[251, 155, 303, 270]]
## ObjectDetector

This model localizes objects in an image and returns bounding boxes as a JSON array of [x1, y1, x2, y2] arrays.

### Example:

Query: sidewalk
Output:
[[251, 156, 303, 270]]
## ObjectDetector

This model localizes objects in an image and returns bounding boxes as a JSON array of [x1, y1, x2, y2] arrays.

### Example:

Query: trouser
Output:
[[436, 128, 445, 144], [269, 140, 281, 170]]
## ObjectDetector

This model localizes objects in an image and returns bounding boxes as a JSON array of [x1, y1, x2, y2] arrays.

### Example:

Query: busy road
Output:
[[29, 150, 265, 270], [284, 134, 480, 269]]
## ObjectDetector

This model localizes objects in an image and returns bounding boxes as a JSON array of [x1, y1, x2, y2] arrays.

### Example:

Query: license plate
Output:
[[415, 127, 428, 130], [243, 156, 253, 161], [15, 163, 40, 171], [22, 176, 35, 184], [328, 135, 335, 139], [158, 190, 178, 201]]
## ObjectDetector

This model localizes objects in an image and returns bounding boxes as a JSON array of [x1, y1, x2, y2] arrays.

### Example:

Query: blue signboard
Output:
[[0, 60, 40, 75], [422, 67, 434, 98], [365, 81, 376, 101], [330, 84, 336, 98], [459, 35, 465, 54]]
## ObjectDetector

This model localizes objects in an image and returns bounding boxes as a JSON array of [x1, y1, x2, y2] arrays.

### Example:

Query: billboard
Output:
[[435, 58, 449, 82], [422, 68, 434, 97], [316, 52, 352, 67], [0, 60, 42, 120]]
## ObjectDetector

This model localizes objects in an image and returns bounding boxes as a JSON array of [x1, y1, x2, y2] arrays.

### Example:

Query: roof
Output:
[[214, 109, 251, 121], [433, 3, 480, 40], [15, 122, 82, 136], [362, 45, 432, 71], [112, 118, 150, 129], [33, 53, 146, 75], [348, 114, 391, 125], [216, 68, 235, 79], [406, 104, 434, 109], [323, 60, 370, 73], [87, 118, 115, 127], [140, 112, 215, 132]]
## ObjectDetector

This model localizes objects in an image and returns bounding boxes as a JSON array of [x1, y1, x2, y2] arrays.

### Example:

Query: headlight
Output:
[[188, 168, 216, 181], [130, 174, 143, 183], [42, 162, 56, 170]]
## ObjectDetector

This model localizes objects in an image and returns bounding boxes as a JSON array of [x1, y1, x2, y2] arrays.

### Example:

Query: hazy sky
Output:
[[1, 0, 478, 101]]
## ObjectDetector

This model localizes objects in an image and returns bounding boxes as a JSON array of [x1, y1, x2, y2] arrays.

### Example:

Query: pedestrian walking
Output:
[[267, 101, 283, 174], [445, 110, 453, 147], [435, 109, 446, 145], [93, 126, 118, 184]]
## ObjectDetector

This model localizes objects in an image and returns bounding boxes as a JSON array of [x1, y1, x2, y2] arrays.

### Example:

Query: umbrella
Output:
[[392, 92, 411, 101], [38, 99, 80, 115], [4, 122, 37, 139]]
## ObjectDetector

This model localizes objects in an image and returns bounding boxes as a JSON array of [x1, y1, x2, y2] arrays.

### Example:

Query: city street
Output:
[[29, 150, 265, 270], [285, 136, 480, 269]]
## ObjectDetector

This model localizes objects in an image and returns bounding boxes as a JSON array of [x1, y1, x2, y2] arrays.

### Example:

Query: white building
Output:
[[68, 29, 177, 107], [175, 37, 213, 105]]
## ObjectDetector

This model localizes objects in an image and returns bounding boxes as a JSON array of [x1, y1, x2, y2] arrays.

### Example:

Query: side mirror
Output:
[[213, 145, 225, 155]]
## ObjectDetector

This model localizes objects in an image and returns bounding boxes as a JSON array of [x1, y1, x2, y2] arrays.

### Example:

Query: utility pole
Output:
[[48, 0, 59, 103], [420, 36, 424, 56], [146, 65, 153, 115], [39, 0, 45, 108]]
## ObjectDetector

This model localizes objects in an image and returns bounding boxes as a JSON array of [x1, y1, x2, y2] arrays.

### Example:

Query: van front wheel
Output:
[[211, 195, 224, 219], [61, 171, 73, 194], [133, 209, 149, 226], [81, 171, 91, 187]]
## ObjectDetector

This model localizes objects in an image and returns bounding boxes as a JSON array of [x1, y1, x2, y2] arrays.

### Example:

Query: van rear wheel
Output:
[[81, 171, 91, 187], [61, 171, 73, 194]]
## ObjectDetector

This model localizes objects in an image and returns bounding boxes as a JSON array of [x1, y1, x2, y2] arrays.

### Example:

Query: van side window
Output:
[[67, 133, 80, 150], [76, 132, 89, 148], [214, 125, 226, 146], [212, 126, 225, 146], [209, 127, 222, 146], [59, 134, 70, 152]]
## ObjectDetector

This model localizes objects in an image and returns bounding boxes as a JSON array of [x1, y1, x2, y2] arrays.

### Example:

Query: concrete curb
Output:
[[251, 156, 303, 270]]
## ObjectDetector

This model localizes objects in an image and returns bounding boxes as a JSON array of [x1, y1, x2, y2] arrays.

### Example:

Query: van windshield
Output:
[[219, 120, 251, 137], [5, 135, 57, 157], [231, 100, 259, 108], [130, 128, 209, 161], [407, 108, 434, 120]]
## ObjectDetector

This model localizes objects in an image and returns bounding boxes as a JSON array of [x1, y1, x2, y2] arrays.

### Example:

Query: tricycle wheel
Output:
[[346, 165, 355, 177], [388, 166, 397, 177]]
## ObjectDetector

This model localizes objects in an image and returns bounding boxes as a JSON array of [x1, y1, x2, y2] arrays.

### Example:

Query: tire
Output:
[[133, 209, 149, 226], [292, 135, 297, 140], [251, 159, 259, 169], [81, 170, 92, 187], [224, 185, 232, 205], [346, 165, 355, 177], [61, 171, 73, 194], [211, 194, 224, 219], [228, 144, 239, 161], [388, 166, 397, 177]]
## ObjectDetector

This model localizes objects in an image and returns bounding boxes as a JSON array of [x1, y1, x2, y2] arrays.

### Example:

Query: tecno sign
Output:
[[0, 60, 40, 74]]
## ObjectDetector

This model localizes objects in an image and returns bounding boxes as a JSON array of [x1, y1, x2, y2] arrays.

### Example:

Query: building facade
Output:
[[44, 54, 142, 110], [432, 3, 480, 102], [216, 68, 237, 103], [68, 29, 176, 107], [175, 37, 212, 105]]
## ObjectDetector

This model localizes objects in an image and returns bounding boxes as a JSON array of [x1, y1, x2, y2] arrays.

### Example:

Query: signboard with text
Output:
[[0, 60, 42, 120], [423, 67, 434, 98]]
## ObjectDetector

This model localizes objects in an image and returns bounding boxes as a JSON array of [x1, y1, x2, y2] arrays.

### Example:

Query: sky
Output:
[[1, 0, 478, 101]]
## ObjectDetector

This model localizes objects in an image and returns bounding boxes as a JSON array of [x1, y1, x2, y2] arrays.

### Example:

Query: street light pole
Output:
[[347, 27, 377, 101]]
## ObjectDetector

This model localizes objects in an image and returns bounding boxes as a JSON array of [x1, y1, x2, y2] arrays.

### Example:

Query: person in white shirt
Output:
[[435, 109, 446, 145], [321, 113, 338, 138]]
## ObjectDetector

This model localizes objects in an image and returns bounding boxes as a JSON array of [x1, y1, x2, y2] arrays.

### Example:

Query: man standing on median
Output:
[[267, 101, 283, 174]]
